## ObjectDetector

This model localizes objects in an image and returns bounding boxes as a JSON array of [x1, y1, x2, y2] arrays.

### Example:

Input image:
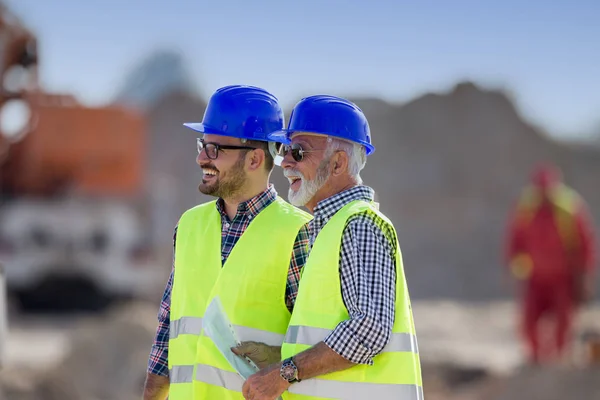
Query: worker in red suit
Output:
[[505, 163, 596, 365]]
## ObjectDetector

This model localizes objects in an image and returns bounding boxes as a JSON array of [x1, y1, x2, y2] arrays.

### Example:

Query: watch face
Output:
[[281, 363, 296, 380]]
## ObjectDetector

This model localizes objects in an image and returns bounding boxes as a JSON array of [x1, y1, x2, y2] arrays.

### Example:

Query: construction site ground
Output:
[[2, 300, 600, 400]]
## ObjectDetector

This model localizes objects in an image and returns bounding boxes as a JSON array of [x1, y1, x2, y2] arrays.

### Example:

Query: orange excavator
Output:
[[0, 2, 143, 197], [0, 3, 160, 311]]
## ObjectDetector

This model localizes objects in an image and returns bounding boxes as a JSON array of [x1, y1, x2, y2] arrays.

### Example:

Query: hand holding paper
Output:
[[202, 296, 259, 379], [231, 341, 282, 370]]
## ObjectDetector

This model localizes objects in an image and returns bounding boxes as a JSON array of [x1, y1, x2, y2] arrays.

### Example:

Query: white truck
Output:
[[0, 198, 163, 311]]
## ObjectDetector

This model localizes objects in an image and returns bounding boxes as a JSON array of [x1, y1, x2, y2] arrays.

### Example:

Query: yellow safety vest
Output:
[[168, 197, 311, 400], [516, 183, 581, 251], [510, 183, 582, 279], [281, 200, 423, 400]]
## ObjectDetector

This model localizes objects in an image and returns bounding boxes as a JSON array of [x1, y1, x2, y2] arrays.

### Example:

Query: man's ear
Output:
[[247, 148, 265, 171], [331, 151, 348, 176]]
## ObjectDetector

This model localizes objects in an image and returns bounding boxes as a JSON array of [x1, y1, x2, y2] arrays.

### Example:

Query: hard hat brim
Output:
[[182, 122, 270, 142], [265, 129, 292, 145], [183, 122, 224, 135]]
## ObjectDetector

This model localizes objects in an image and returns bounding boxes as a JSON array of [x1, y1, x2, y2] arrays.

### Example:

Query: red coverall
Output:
[[505, 165, 596, 364]]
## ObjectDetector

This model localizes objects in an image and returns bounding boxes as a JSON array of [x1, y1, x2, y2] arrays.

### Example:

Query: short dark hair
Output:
[[242, 139, 274, 172]]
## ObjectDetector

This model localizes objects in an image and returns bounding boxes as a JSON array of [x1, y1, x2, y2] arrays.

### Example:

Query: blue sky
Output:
[[6, 0, 600, 139]]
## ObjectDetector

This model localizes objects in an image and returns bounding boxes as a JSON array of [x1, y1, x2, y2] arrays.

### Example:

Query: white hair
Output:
[[325, 138, 367, 184]]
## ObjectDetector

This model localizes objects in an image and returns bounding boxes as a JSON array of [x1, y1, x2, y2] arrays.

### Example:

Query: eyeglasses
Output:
[[277, 143, 326, 162], [197, 138, 256, 160]]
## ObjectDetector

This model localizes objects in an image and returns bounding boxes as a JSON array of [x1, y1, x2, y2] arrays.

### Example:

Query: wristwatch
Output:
[[280, 357, 301, 383]]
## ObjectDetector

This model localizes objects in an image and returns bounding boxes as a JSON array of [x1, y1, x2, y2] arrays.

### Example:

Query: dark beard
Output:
[[198, 152, 248, 199]]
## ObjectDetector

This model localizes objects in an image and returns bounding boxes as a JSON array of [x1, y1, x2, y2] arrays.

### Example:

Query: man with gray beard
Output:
[[144, 85, 312, 400], [233, 95, 423, 400]]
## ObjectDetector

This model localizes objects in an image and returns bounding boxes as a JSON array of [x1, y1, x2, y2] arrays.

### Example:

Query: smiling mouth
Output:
[[202, 168, 218, 180], [288, 176, 302, 190]]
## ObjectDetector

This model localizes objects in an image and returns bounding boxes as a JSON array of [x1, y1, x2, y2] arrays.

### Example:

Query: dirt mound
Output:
[[1, 302, 157, 400], [492, 366, 600, 400]]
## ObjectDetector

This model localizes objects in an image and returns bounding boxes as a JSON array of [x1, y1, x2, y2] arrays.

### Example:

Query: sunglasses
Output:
[[197, 138, 256, 160], [277, 143, 327, 162]]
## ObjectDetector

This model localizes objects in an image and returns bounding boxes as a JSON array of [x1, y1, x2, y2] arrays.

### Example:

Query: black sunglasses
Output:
[[278, 143, 326, 162], [197, 138, 256, 160]]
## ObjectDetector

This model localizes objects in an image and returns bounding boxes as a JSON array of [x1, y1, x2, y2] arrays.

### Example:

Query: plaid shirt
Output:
[[313, 186, 398, 365], [147, 185, 310, 377]]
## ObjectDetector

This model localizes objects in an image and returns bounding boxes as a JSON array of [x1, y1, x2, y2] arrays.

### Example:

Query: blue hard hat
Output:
[[183, 85, 284, 142], [267, 95, 375, 155]]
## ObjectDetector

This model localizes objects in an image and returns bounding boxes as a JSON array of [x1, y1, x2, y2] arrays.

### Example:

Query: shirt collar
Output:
[[312, 185, 375, 225], [216, 184, 278, 220]]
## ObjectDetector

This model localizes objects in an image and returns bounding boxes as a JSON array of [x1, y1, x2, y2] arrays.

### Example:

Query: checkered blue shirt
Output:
[[313, 185, 398, 365]]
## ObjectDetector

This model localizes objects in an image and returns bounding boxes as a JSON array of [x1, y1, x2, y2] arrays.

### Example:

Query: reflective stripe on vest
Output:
[[195, 364, 245, 392], [192, 198, 312, 399], [171, 316, 204, 339], [194, 364, 425, 400], [170, 365, 195, 383], [171, 316, 286, 347], [288, 380, 425, 400], [285, 325, 419, 354]]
